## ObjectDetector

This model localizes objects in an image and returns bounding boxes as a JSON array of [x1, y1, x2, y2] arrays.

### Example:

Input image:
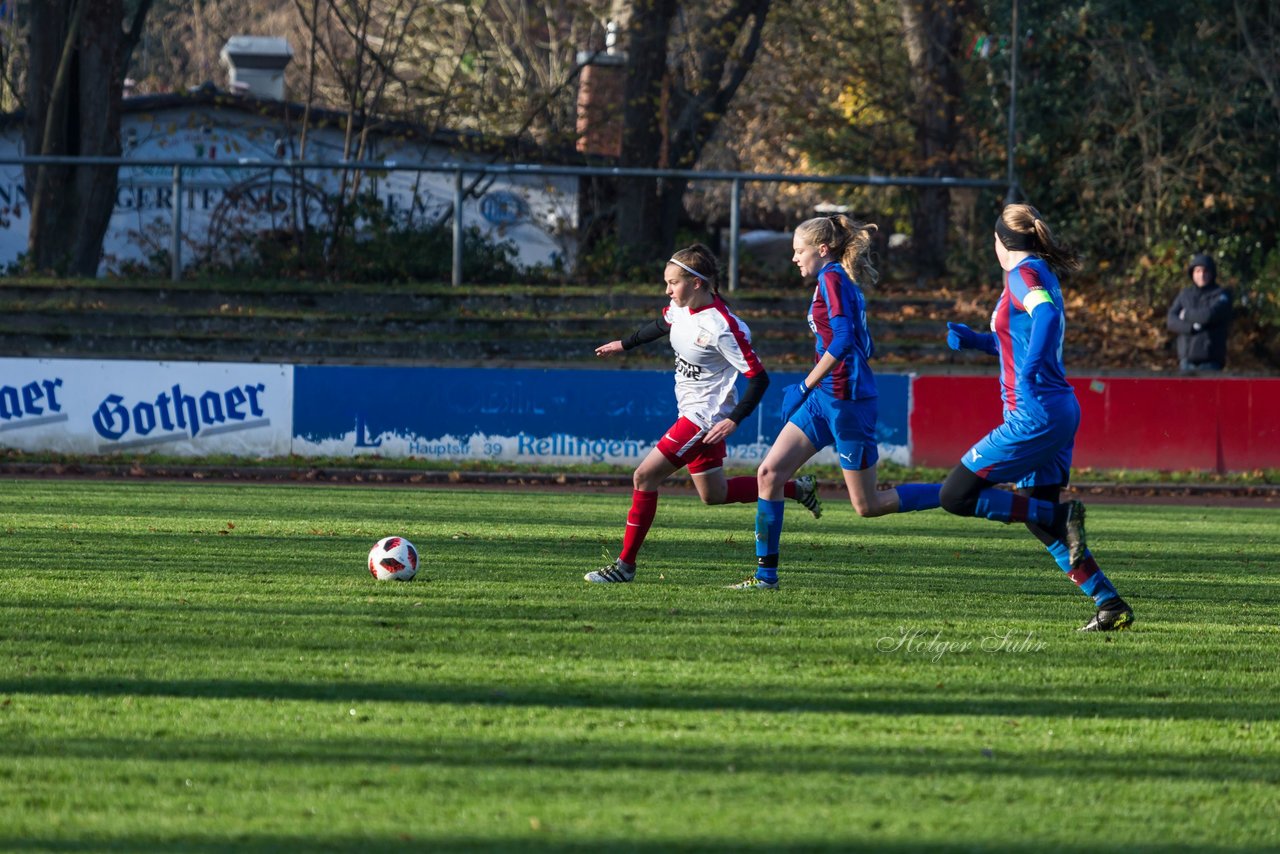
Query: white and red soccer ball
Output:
[[368, 536, 419, 581]]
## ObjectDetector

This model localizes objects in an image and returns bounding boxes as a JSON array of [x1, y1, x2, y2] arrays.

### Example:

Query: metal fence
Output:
[[2, 155, 1008, 289]]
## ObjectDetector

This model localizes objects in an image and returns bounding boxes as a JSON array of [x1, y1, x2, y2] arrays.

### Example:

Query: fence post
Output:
[[452, 168, 463, 287], [728, 177, 741, 293], [170, 164, 183, 282]]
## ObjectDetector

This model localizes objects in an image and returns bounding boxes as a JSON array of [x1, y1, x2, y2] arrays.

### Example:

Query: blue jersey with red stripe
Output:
[[992, 257, 1074, 417], [807, 261, 877, 401]]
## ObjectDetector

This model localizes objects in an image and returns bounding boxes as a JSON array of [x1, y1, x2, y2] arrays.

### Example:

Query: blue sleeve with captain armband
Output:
[[1019, 290, 1061, 384]]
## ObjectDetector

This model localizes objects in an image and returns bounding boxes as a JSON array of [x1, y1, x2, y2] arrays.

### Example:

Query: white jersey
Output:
[[663, 296, 764, 428]]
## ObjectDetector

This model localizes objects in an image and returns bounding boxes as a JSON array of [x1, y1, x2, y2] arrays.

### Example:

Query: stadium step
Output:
[[0, 279, 993, 367]]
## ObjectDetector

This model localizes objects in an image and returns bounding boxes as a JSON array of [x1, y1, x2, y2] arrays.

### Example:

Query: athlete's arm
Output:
[[824, 305, 855, 361], [725, 370, 769, 425], [802, 351, 840, 391], [705, 369, 769, 444], [597, 316, 672, 356], [621, 316, 672, 350], [1019, 290, 1061, 384], [946, 322, 998, 356]]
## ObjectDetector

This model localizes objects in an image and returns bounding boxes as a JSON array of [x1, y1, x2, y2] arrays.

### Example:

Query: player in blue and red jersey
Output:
[[730, 215, 940, 591], [940, 203, 1134, 631]]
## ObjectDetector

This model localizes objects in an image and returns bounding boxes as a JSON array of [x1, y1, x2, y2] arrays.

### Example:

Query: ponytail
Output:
[[795, 215, 879, 285], [995, 204, 1081, 274]]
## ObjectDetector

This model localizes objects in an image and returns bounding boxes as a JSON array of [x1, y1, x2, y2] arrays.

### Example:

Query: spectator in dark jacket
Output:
[[1167, 253, 1232, 371]]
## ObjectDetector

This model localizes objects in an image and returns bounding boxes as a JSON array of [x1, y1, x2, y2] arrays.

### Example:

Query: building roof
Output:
[[4, 82, 609, 167]]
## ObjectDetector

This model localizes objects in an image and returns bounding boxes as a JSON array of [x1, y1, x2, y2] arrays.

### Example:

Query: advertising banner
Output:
[[292, 365, 911, 466], [0, 358, 293, 457], [909, 374, 1280, 471]]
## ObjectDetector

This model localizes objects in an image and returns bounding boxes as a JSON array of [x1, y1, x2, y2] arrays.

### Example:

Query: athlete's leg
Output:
[[691, 467, 730, 504], [938, 464, 996, 516], [757, 423, 818, 500], [843, 467, 942, 517], [844, 465, 894, 516], [700, 471, 813, 506], [616, 447, 679, 569], [939, 462, 1066, 532], [692, 467, 818, 509], [739, 423, 818, 587], [633, 445, 680, 492], [586, 446, 680, 582], [823, 395, 940, 517], [1019, 483, 1063, 545], [1019, 484, 1126, 611]]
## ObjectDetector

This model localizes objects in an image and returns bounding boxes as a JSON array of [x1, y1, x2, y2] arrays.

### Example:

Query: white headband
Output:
[[668, 258, 709, 282]]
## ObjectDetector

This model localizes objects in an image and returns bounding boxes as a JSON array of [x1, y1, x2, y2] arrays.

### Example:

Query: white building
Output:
[[0, 51, 583, 275]]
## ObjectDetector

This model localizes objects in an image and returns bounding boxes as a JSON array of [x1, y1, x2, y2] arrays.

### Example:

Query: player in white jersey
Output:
[[586, 244, 822, 584]]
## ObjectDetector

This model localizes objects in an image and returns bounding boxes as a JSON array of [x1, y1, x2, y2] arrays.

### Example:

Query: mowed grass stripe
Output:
[[1, 479, 1277, 850]]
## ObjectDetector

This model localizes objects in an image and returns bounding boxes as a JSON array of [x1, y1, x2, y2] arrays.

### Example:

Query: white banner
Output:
[[0, 358, 293, 457]]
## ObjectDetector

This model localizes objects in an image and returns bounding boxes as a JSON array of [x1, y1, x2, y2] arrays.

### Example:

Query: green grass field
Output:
[[1, 479, 1277, 852]]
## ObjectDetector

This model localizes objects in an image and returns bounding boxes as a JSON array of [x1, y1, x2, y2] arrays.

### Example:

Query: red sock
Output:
[[619, 489, 659, 565], [724, 476, 758, 504], [783, 480, 797, 499]]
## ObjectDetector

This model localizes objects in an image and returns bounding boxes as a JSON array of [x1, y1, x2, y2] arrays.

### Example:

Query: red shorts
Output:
[[656, 417, 726, 474]]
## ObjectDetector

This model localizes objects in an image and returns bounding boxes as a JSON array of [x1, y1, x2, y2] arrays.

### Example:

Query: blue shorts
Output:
[[962, 400, 1079, 488], [790, 389, 880, 471]]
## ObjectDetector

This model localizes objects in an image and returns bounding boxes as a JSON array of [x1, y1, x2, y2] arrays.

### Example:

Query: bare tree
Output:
[[25, 0, 153, 275], [1234, 0, 1280, 120], [0, 1, 24, 112]]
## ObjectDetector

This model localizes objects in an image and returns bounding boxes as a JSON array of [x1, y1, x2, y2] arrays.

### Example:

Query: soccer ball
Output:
[[368, 536, 419, 581]]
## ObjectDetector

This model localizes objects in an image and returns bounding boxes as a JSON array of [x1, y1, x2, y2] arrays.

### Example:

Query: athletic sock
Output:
[[1046, 541, 1119, 606], [974, 488, 1056, 526], [754, 498, 784, 583], [619, 489, 658, 566], [725, 476, 758, 504], [896, 483, 941, 512], [783, 480, 797, 499]]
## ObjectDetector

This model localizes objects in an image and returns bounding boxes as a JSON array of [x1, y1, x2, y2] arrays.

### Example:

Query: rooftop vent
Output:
[[219, 36, 293, 101]]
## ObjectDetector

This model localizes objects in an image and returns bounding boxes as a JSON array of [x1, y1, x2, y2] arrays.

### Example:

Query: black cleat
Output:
[[1079, 598, 1134, 632], [1064, 500, 1088, 566]]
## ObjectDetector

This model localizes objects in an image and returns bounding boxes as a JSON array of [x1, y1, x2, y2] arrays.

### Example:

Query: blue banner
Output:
[[293, 365, 910, 465]]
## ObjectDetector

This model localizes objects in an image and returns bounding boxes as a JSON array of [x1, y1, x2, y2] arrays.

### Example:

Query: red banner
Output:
[[910, 376, 1280, 472]]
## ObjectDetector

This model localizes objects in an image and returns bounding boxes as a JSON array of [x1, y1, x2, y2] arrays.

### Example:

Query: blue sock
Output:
[[974, 488, 1055, 526], [754, 499, 784, 582], [896, 483, 941, 512], [1047, 542, 1120, 606]]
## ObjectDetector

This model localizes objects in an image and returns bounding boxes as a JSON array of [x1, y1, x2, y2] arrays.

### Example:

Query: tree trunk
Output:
[[24, 0, 150, 276], [613, 0, 769, 266], [899, 0, 966, 277], [614, 0, 677, 266]]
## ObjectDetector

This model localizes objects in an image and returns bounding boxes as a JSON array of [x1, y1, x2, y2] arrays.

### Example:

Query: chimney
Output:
[[219, 36, 293, 100], [575, 22, 626, 158]]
